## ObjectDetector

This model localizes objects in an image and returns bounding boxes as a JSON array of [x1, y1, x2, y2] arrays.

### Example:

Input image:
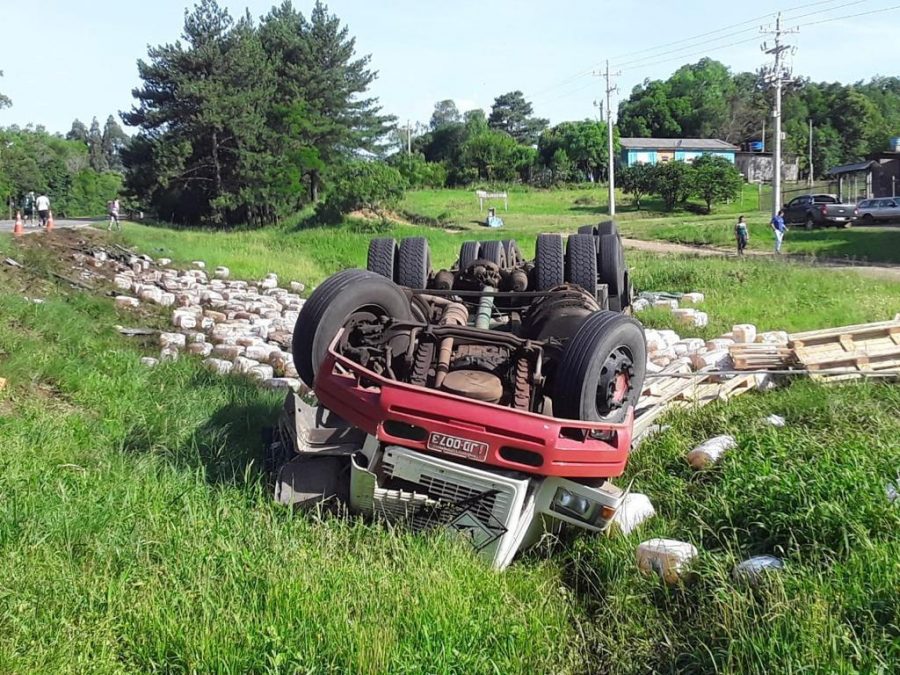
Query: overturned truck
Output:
[[273, 225, 647, 568]]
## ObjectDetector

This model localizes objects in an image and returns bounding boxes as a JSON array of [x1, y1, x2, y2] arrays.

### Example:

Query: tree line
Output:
[[617, 57, 900, 178]]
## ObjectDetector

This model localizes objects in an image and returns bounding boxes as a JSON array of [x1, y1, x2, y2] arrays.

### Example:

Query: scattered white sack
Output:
[[211, 344, 244, 361], [186, 331, 206, 344], [192, 260, 206, 269], [690, 349, 731, 371], [115, 296, 139, 309], [764, 414, 786, 427], [140, 357, 159, 368], [653, 299, 679, 311], [637, 538, 698, 584], [289, 281, 305, 293], [203, 358, 234, 375], [249, 364, 275, 381], [214, 266, 230, 279], [159, 332, 187, 349], [885, 480, 899, 504], [756, 330, 789, 344], [187, 342, 213, 357], [672, 338, 706, 357], [158, 257, 172, 266], [262, 377, 303, 392], [631, 297, 650, 312], [732, 555, 784, 585], [233, 356, 261, 374], [138, 287, 163, 304], [691, 312, 709, 328], [755, 373, 778, 392], [686, 435, 737, 469], [614, 493, 656, 535], [159, 346, 179, 362], [672, 308, 697, 325], [644, 329, 666, 354], [732, 324, 757, 344], [645, 359, 665, 374], [681, 292, 705, 304], [659, 330, 681, 348], [158, 292, 176, 307], [259, 276, 278, 290], [114, 275, 132, 290], [706, 337, 735, 351]]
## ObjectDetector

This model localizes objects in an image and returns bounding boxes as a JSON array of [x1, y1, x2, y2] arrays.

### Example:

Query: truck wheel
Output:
[[292, 269, 414, 388], [565, 234, 598, 295], [367, 238, 397, 281], [459, 241, 480, 271], [597, 220, 618, 237], [598, 233, 625, 297], [397, 237, 431, 289], [577, 225, 595, 236], [480, 240, 507, 269], [535, 234, 565, 290], [805, 215, 815, 230], [503, 239, 524, 267], [553, 311, 646, 423]]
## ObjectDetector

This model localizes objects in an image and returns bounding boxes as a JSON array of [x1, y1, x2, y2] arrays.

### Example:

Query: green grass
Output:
[[400, 187, 900, 265], [2, 223, 900, 672]]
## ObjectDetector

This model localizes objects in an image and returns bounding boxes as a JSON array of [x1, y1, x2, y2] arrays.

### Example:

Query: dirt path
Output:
[[621, 237, 900, 282]]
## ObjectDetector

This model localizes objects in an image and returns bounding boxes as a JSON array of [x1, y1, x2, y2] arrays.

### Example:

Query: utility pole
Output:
[[808, 118, 814, 187], [761, 12, 797, 216], [761, 118, 766, 152], [595, 61, 620, 216], [406, 119, 411, 156]]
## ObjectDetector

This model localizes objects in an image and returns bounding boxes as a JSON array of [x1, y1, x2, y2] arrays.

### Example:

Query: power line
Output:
[[803, 2, 900, 26]]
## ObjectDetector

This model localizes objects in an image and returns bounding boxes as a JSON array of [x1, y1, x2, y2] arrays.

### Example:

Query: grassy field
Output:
[[2, 220, 900, 672], [401, 187, 900, 264]]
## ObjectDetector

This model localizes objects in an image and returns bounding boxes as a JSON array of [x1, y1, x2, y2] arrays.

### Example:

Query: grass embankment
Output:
[[401, 187, 900, 264], [2, 228, 899, 672]]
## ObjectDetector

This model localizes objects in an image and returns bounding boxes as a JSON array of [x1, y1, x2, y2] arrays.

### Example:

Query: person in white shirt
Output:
[[107, 198, 121, 231], [36, 194, 50, 228]]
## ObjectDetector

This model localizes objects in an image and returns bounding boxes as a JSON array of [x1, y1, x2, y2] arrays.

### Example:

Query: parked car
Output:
[[782, 194, 858, 229], [855, 197, 900, 224]]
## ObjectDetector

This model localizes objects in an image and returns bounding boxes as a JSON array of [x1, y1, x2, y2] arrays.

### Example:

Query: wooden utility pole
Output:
[[808, 118, 814, 186]]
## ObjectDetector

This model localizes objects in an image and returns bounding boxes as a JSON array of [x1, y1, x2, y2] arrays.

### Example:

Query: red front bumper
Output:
[[313, 335, 633, 478]]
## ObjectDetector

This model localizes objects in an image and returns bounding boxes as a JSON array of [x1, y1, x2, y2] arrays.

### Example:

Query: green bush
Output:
[[388, 152, 448, 189], [315, 161, 407, 224]]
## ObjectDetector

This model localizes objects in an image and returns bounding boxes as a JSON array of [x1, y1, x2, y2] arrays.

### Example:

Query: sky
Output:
[[0, 0, 897, 135]]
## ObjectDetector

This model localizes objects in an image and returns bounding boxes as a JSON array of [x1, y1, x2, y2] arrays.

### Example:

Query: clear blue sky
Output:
[[0, 0, 896, 134]]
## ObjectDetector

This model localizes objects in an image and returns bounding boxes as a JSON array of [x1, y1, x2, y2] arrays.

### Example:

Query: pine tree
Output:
[[101, 116, 129, 172], [87, 117, 108, 172]]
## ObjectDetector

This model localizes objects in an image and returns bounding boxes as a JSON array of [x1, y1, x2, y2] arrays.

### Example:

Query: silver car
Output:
[[856, 198, 900, 224]]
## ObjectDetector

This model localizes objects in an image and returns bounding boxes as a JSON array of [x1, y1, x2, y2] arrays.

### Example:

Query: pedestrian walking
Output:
[[22, 191, 36, 227], [35, 193, 50, 228], [107, 198, 121, 231], [734, 215, 749, 256], [770, 209, 787, 254]]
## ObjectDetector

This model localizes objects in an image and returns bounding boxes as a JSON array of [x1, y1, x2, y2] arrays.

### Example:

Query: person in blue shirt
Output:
[[770, 210, 787, 254]]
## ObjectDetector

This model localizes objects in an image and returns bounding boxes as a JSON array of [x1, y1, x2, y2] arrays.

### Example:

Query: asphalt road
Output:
[[0, 218, 98, 233]]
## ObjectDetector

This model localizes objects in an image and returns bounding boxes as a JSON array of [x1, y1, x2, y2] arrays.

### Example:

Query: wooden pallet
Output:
[[789, 318, 900, 380], [729, 343, 794, 370]]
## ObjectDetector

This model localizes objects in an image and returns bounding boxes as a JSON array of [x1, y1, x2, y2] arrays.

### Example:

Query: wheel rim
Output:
[[595, 347, 635, 416]]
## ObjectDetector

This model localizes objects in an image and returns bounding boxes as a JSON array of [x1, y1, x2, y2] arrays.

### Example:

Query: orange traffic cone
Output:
[[13, 210, 24, 236], [46, 210, 54, 232]]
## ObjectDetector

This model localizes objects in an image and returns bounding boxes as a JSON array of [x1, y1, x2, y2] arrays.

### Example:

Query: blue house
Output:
[[620, 138, 738, 167]]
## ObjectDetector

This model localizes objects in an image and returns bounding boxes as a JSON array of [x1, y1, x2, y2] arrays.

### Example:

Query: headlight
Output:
[[551, 487, 602, 524]]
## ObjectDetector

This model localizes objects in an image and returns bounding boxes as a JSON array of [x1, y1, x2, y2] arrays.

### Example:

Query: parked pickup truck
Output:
[[782, 194, 858, 229]]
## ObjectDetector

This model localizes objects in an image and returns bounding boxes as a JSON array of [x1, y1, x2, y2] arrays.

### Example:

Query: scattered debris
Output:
[[764, 414, 786, 427], [886, 480, 899, 504], [140, 357, 159, 368], [637, 538, 698, 584], [686, 435, 737, 470], [0, 377, 6, 391], [614, 493, 656, 535], [4, 257, 24, 268], [732, 555, 784, 585]]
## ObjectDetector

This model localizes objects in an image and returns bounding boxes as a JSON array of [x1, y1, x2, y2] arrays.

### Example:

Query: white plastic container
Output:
[[681, 292, 705, 304], [732, 324, 757, 344], [614, 493, 656, 535], [686, 435, 737, 469], [637, 538, 698, 584]]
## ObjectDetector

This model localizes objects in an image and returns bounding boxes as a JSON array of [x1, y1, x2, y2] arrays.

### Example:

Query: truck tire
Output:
[[480, 240, 507, 269], [553, 310, 646, 423], [397, 237, 431, 289], [292, 269, 414, 388], [367, 238, 397, 281], [597, 220, 618, 237], [577, 225, 595, 236], [535, 234, 565, 290], [598, 233, 625, 297], [458, 241, 480, 271], [503, 239, 524, 267], [565, 234, 598, 295]]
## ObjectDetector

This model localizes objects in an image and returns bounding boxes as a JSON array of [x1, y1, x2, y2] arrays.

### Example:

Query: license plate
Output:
[[427, 432, 489, 462], [834, 217, 846, 221]]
